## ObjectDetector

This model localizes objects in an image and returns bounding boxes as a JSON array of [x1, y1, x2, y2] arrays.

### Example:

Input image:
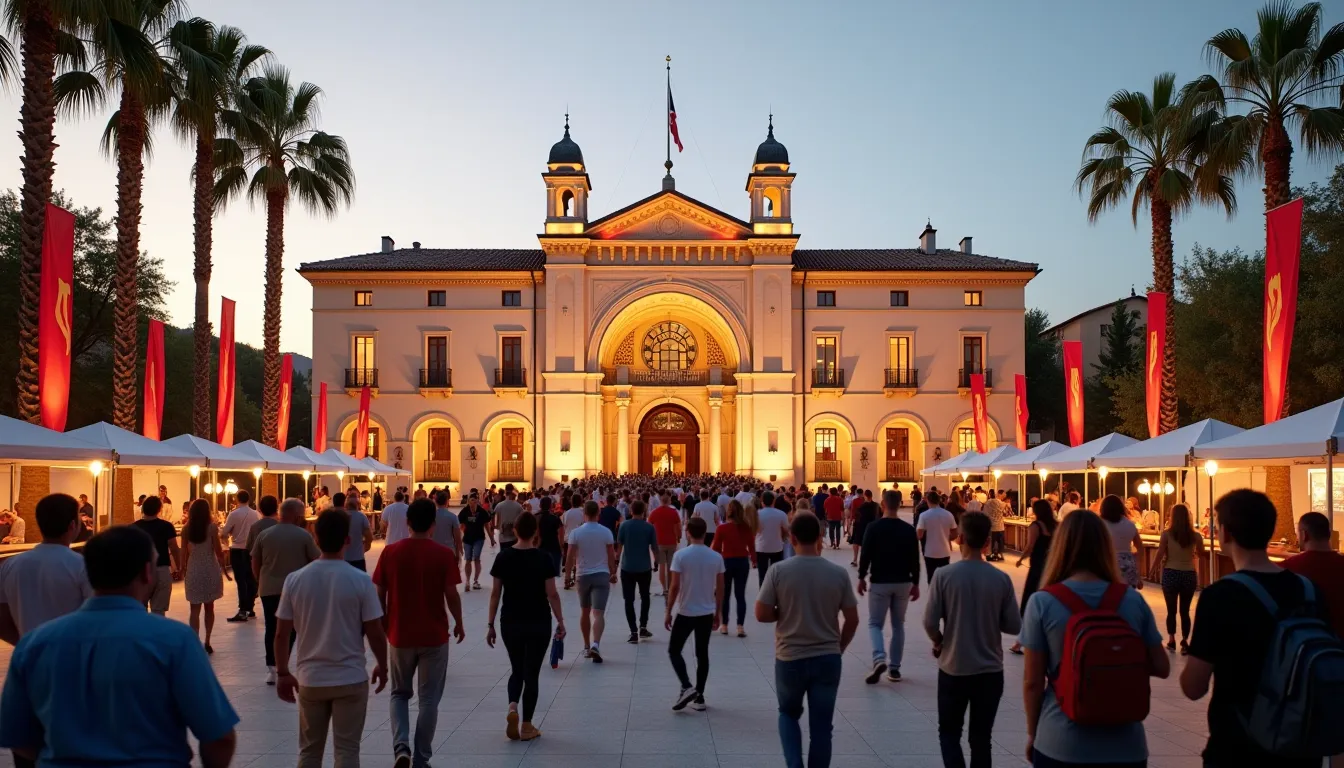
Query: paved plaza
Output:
[[0, 523, 1214, 768]]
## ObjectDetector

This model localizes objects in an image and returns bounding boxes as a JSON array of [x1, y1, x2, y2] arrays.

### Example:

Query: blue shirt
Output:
[[1019, 580, 1163, 764], [617, 519, 658, 573], [0, 595, 238, 767]]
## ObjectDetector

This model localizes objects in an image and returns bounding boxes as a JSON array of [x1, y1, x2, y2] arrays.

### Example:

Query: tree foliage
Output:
[[1025, 308, 1065, 435]]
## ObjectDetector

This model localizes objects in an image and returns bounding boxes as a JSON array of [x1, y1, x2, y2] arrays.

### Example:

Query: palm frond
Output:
[[1130, 178, 1151, 226], [1294, 105, 1344, 152], [1156, 167, 1195, 212], [53, 70, 106, 117], [212, 164, 249, 212], [1314, 21, 1344, 80]]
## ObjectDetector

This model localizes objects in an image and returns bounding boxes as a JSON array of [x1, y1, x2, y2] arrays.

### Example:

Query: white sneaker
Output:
[[266, 666, 277, 686]]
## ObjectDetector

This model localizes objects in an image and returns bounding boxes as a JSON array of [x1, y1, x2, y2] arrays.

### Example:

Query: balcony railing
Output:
[[812, 368, 845, 389], [494, 367, 527, 388], [958, 368, 993, 388], [419, 368, 453, 388], [884, 368, 918, 388], [345, 368, 378, 389], [886, 460, 916, 482], [422, 460, 452, 481], [814, 460, 844, 482], [497, 460, 525, 481]]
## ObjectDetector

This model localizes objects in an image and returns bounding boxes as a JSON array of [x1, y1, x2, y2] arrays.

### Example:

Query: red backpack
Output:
[[1042, 582, 1150, 726]]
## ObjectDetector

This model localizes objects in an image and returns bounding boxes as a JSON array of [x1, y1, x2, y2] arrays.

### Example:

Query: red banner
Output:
[[275, 354, 293, 451], [314, 382, 327, 452], [38, 204, 75, 431], [1145, 292, 1167, 439], [1014, 374, 1029, 451], [1265, 198, 1303, 424], [216, 297, 236, 446], [1064, 340, 1084, 447], [969, 374, 990, 453], [142, 319, 165, 440], [354, 385, 371, 459]]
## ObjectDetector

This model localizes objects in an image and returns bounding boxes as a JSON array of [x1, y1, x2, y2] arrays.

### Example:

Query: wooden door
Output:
[[502, 428, 524, 460]]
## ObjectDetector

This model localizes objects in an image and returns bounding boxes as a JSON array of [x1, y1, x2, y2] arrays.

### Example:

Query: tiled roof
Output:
[[298, 248, 545, 273], [791, 249, 1038, 272]]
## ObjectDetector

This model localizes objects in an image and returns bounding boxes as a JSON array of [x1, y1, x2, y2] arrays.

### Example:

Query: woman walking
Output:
[[849, 499, 880, 567], [487, 512, 566, 742], [1009, 499, 1057, 655], [1148, 503, 1203, 654], [181, 498, 227, 654], [1101, 495, 1144, 590], [712, 499, 755, 637]]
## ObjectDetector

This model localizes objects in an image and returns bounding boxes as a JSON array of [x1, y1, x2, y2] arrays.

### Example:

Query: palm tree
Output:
[[171, 25, 268, 439], [1076, 72, 1240, 435], [216, 66, 353, 447]]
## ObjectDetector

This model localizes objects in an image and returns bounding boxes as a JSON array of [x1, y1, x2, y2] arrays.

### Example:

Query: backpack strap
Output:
[[1042, 583, 1090, 614], [1226, 572, 1280, 616], [1097, 582, 1129, 612]]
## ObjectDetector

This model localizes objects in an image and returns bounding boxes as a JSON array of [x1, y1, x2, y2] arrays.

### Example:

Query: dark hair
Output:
[[84, 525, 155, 591], [394, 490, 404, 502], [790, 512, 822, 545], [435, 490, 448, 506], [883, 489, 902, 511], [960, 511, 991, 549], [1215, 489, 1278, 550], [140, 495, 162, 518], [926, 491, 942, 507], [35, 493, 79, 539], [259, 495, 279, 517], [1099, 494, 1126, 523], [687, 516, 708, 539], [630, 500, 646, 518], [584, 500, 599, 518], [1168, 503, 1195, 548], [236, 490, 250, 505], [315, 509, 351, 553], [1299, 511, 1332, 544], [331, 492, 346, 509], [407, 499, 437, 533], [185, 499, 212, 544], [515, 511, 539, 540], [1032, 499, 1058, 534]]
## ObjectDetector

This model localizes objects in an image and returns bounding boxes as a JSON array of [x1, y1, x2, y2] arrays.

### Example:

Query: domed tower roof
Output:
[[548, 116, 584, 166], [753, 115, 789, 166]]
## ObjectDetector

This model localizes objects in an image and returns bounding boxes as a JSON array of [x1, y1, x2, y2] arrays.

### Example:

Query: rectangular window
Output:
[[957, 427, 976, 455], [815, 428, 837, 461], [502, 290, 522, 307], [962, 336, 983, 373], [964, 290, 983, 307], [502, 428, 525, 460], [501, 337, 523, 384], [362, 427, 380, 461], [353, 335, 375, 370], [426, 336, 447, 372], [814, 336, 837, 376], [817, 290, 835, 307], [888, 336, 911, 371], [890, 290, 909, 307], [427, 290, 445, 307], [354, 290, 372, 307]]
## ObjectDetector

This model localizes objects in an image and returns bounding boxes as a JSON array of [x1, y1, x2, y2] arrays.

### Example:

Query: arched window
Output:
[[642, 322, 697, 371], [560, 189, 574, 217]]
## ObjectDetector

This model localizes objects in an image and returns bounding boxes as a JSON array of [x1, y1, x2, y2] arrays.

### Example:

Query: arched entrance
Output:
[[638, 404, 700, 475]]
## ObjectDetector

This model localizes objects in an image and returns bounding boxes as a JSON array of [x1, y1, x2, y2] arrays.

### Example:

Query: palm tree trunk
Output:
[[261, 183, 286, 447], [112, 91, 147, 432], [1261, 114, 1296, 544], [1149, 190, 1178, 434], [14, 4, 59, 424], [191, 134, 214, 438]]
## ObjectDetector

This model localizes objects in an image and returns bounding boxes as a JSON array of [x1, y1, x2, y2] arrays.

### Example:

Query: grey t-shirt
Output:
[[432, 507, 460, 550], [344, 511, 370, 562], [921, 559, 1021, 676], [756, 554, 857, 661], [493, 500, 524, 544]]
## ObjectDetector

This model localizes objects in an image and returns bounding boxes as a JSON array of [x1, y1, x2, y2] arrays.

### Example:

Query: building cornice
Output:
[[794, 271, 1035, 287], [303, 270, 545, 287]]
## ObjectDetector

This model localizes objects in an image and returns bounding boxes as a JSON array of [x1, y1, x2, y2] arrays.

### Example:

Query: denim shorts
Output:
[[578, 573, 612, 610], [464, 539, 485, 562]]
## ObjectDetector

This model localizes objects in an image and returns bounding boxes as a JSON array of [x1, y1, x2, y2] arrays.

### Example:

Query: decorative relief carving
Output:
[[705, 332, 726, 366], [593, 197, 746, 239], [613, 330, 636, 365]]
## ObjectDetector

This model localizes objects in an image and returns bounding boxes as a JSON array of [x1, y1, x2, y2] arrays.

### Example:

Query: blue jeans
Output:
[[867, 582, 911, 670], [389, 644, 449, 767], [775, 654, 842, 768]]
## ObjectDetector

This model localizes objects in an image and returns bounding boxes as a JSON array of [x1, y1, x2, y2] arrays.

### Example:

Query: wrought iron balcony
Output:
[[422, 460, 452, 481], [419, 368, 453, 388], [958, 368, 993, 388], [345, 368, 378, 389], [494, 367, 527, 388], [811, 368, 845, 389], [884, 368, 918, 388], [814, 460, 844, 482], [886, 460, 916, 482], [497, 460, 525, 481]]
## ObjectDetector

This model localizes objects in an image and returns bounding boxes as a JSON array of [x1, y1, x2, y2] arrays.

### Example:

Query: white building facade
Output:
[[299, 120, 1039, 493]]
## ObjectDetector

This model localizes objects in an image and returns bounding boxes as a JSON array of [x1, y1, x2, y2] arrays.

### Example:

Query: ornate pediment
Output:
[[586, 191, 751, 241]]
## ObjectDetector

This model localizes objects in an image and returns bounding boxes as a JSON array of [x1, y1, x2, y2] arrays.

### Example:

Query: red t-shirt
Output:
[[712, 522, 756, 560], [648, 506, 682, 546], [372, 538, 460, 647], [1283, 550, 1344, 638], [824, 495, 845, 522]]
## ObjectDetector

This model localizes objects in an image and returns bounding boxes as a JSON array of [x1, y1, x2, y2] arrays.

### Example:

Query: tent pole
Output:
[[1327, 450, 1335, 536]]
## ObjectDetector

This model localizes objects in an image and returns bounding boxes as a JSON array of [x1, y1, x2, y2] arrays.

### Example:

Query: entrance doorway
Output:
[[638, 405, 700, 475]]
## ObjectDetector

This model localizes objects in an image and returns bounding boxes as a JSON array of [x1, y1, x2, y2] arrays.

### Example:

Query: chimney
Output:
[[919, 221, 937, 255], [412, 241, 421, 249], [381, 235, 395, 253], [959, 236, 972, 254]]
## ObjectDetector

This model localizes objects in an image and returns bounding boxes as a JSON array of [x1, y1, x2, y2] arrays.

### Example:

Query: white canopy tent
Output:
[[1092, 420, 1244, 470], [67, 422, 208, 467], [285, 446, 347, 473], [921, 450, 977, 476], [321, 449, 380, 475], [363, 457, 410, 477], [956, 445, 1022, 474], [992, 441, 1070, 473], [1035, 433, 1140, 473], [234, 441, 317, 473], [0, 415, 113, 463], [161, 434, 261, 470]]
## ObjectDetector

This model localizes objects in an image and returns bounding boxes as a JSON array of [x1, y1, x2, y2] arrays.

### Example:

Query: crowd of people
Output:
[[0, 471, 1340, 768]]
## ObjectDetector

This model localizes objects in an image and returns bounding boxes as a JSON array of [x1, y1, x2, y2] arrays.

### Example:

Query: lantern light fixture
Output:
[[1098, 466, 1110, 481], [88, 460, 104, 476], [992, 469, 1002, 481], [252, 467, 263, 480], [1138, 480, 1152, 495], [1038, 468, 1049, 481], [224, 481, 238, 495], [188, 465, 200, 478], [1204, 459, 1219, 477], [1163, 482, 1175, 496], [336, 470, 345, 482], [302, 470, 311, 481]]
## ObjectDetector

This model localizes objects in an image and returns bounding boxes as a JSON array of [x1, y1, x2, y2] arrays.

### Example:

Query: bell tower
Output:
[[543, 115, 590, 235], [745, 114, 794, 236]]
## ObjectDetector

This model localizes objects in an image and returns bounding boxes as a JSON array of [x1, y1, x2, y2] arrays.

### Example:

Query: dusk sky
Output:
[[0, 0, 1335, 356]]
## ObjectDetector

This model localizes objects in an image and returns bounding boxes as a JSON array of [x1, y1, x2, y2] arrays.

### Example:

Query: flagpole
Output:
[[665, 55, 672, 180]]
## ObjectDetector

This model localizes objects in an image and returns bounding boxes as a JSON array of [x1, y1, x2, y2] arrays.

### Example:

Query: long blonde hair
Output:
[[1041, 508, 1121, 587]]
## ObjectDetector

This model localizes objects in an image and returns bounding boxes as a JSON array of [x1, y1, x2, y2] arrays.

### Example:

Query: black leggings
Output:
[[722, 557, 750, 626], [621, 569, 652, 632], [501, 622, 551, 721], [1161, 568, 1197, 640], [827, 520, 842, 547], [668, 613, 713, 693], [757, 550, 784, 585]]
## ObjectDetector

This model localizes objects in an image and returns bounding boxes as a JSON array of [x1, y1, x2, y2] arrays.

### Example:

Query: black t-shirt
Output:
[[1188, 569, 1320, 768], [133, 517, 178, 567], [538, 512, 563, 554], [598, 506, 621, 534], [858, 517, 920, 585], [489, 547, 554, 626], [458, 508, 491, 544]]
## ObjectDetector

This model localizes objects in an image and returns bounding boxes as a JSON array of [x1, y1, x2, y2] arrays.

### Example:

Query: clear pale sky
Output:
[[0, 0, 1334, 355]]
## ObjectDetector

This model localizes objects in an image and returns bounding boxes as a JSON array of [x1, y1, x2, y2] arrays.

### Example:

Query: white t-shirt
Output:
[[380, 501, 410, 546], [0, 543, 92, 636], [693, 501, 721, 527], [221, 505, 260, 550], [755, 507, 789, 554], [735, 491, 756, 508], [276, 559, 383, 688], [562, 507, 586, 538], [1058, 502, 1079, 517], [1106, 518, 1139, 555], [671, 544, 725, 618], [916, 506, 958, 559], [965, 500, 983, 513], [716, 493, 732, 512], [526, 497, 543, 513], [567, 522, 614, 576]]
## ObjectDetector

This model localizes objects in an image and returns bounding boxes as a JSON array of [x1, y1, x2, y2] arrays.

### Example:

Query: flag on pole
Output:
[[668, 88, 683, 153], [1264, 198, 1303, 424], [314, 382, 328, 453], [1063, 340, 1085, 447], [143, 319, 165, 440], [354, 386, 372, 459], [970, 374, 990, 454], [275, 353, 293, 451], [216, 297, 236, 446], [1145, 292, 1167, 438], [38, 203, 75, 431], [1014, 374, 1029, 451]]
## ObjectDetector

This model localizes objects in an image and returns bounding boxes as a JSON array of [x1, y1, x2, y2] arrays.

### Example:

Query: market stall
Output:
[[1033, 432, 1140, 505], [991, 442, 1071, 549], [0, 415, 114, 554], [233, 440, 319, 501], [66, 422, 213, 527]]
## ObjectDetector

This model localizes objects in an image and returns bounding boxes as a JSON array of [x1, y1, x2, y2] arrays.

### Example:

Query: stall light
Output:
[[336, 470, 345, 482], [251, 467, 263, 480], [1138, 480, 1152, 495], [1163, 482, 1175, 496], [992, 469, 1002, 481], [302, 470, 311, 481], [224, 481, 238, 495], [203, 482, 215, 494], [1038, 468, 1049, 481], [960, 470, 969, 482], [188, 465, 200, 478], [1098, 466, 1110, 481], [1204, 460, 1219, 477], [89, 460, 104, 476]]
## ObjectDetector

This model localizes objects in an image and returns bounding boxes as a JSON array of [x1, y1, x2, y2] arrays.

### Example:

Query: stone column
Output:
[[616, 399, 631, 475], [709, 400, 723, 474]]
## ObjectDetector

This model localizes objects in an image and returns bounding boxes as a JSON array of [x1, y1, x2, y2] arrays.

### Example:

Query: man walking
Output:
[[276, 509, 389, 768], [0, 494, 92, 646], [617, 500, 659, 643], [756, 494, 791, 584], [692, 490, 720, 548], [493, 487, 523, 551], [666, 517, 723, 711], [922, 512, 1020, 768], [648, 492, 683, 597], [380, 491, 410, 546], [984, 491, 1008, 562], [459, 495, 494, 591], [374, 498, 465, 768], [756, 513, 859, 768], [221, 490, 261, 622], [133, 496, 180, 617], [565, 500, 617, 662], [915, 492, 957, 584], [432, 491, 463, 561], [252, 498, 321, 686], [857, 489, 920, 683]]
